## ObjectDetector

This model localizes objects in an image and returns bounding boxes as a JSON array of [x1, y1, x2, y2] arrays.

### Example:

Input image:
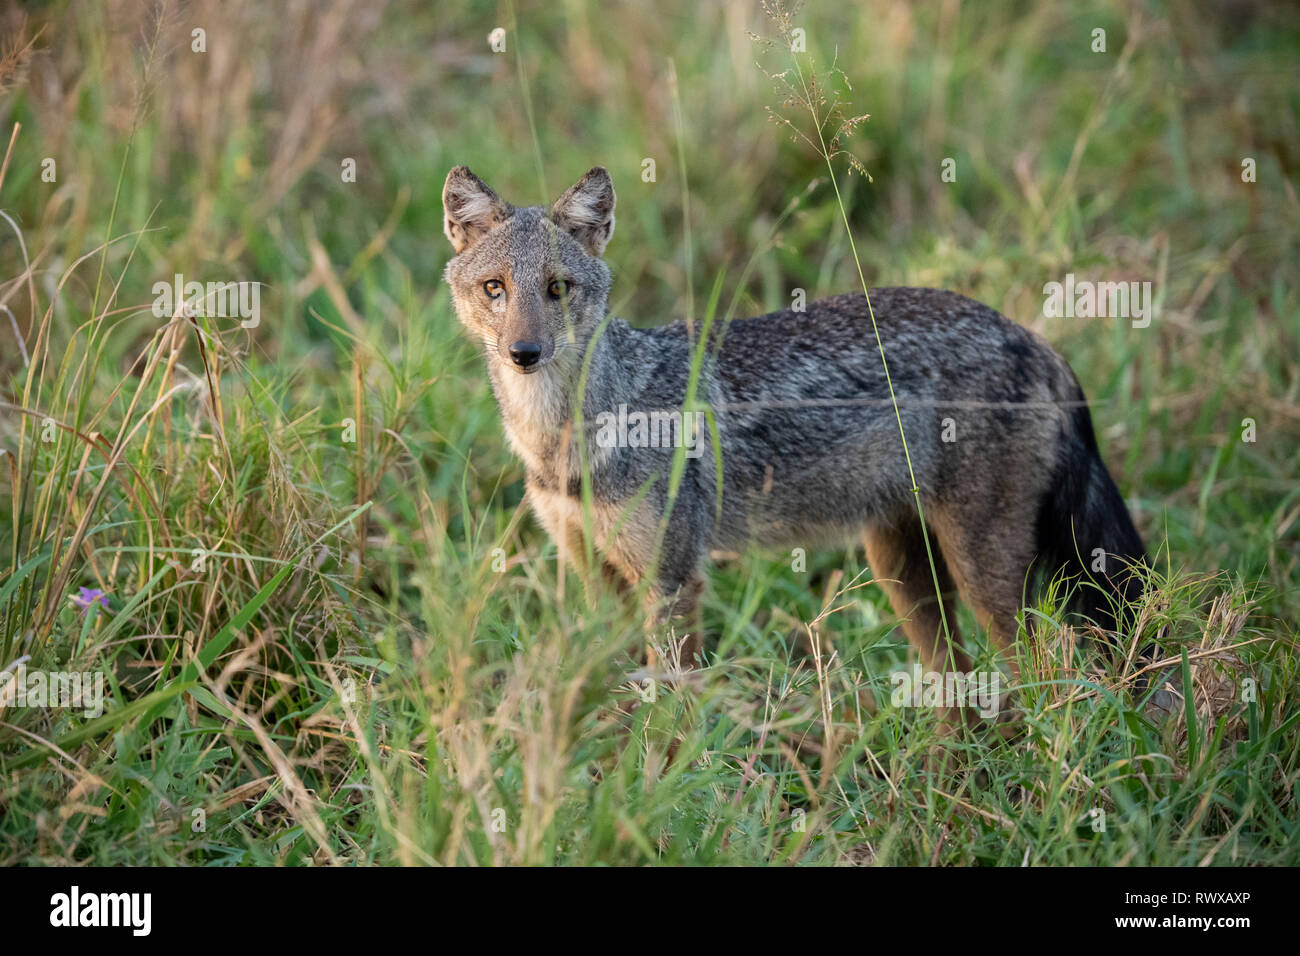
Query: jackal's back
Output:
[[673, 288, 1076, 550]]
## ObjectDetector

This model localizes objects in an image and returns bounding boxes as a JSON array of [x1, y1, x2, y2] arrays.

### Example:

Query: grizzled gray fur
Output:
[[442, 165, 1146, 721]]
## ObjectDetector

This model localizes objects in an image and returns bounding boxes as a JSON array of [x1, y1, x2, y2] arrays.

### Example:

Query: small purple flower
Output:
[[71, 587, 110, 614]]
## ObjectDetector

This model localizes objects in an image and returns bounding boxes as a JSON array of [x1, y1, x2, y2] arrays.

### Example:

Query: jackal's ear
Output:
[[442, 166, 510, 254], [551, 167, 616, 256]]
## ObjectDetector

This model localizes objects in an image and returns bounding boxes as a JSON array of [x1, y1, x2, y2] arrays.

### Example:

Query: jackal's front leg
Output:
[[606, 496, 709, 674], [643, 573, 706, 675]]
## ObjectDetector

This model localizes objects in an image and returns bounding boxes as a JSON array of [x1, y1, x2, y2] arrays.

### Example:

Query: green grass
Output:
[[0, 0, 1297, 865]]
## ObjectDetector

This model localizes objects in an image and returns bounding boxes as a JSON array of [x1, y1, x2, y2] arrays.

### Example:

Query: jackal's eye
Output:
[[547, 279, 569, 300], [483, 279, 504, 299]]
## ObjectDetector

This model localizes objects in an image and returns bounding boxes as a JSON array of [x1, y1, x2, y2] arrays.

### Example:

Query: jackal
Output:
[[442, 165, 1147, 716]]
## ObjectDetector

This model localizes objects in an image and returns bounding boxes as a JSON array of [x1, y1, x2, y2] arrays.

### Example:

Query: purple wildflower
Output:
[[72, 587, 110, 614]]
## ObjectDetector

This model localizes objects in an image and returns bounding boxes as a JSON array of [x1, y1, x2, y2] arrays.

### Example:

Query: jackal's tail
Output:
[[1035, 380, 1148, 633]]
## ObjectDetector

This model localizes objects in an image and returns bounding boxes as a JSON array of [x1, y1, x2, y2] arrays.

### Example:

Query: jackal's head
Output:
[[442, 166, 615, 375]]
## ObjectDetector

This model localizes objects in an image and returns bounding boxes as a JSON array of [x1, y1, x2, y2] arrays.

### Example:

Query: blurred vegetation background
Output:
[[0, 0, 1296, 865]]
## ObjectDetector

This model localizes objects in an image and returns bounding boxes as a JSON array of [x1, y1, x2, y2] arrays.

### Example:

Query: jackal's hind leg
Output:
[[863, 516, 970, 733], [927, 502, 1035, 691]]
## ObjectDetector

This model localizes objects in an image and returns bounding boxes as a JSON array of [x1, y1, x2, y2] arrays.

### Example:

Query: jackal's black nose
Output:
[[509, 341, 543, 368]]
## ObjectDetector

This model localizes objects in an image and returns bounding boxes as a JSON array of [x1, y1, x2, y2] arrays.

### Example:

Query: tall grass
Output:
[[0, 0, 1297, 865]]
